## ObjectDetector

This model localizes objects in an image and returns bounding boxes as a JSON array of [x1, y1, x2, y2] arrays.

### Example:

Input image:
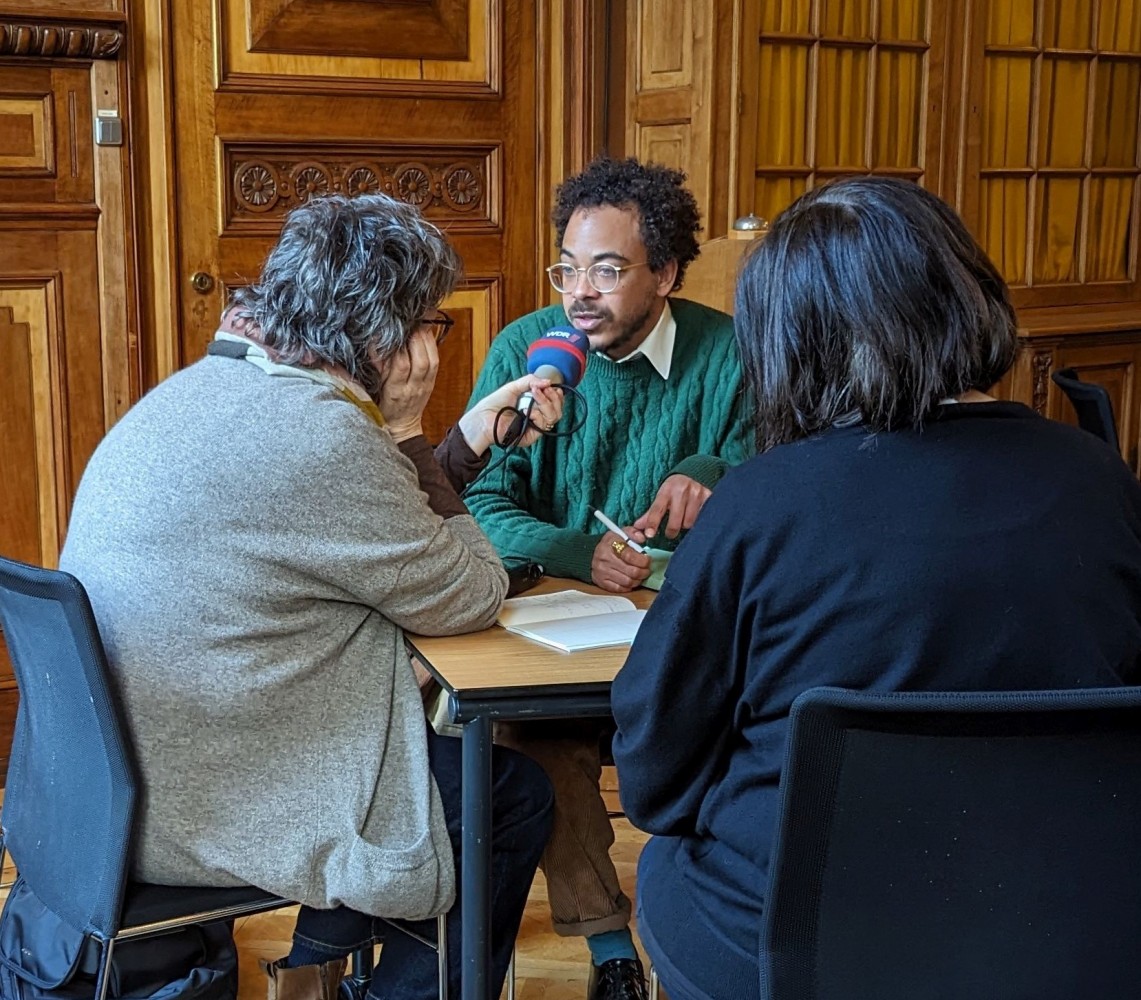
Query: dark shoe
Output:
[[588, 957, 648, 1000]]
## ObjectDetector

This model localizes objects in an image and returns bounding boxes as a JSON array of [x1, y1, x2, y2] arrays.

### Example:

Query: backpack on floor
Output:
[[0, 878, 238, 1000]]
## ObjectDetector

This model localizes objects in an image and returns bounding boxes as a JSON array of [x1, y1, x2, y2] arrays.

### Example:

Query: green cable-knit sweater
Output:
[[465, 298, 753, 583]]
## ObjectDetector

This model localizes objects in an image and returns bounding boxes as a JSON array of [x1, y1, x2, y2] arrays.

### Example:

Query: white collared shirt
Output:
[[607, 300, 676, 380]]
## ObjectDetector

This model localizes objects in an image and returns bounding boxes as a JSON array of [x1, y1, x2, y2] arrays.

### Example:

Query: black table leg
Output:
[[461, 713, 492, 1000]]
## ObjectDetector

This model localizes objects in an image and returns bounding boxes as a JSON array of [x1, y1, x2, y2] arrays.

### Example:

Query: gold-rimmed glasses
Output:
[[546, 261, 650, 294]]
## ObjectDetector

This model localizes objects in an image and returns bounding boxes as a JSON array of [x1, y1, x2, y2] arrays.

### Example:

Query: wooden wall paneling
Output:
[[0, 233, 107, 548], [959, 0, 1141, 311], [0, 2, 125, 19], [625, 0, 735, 239], [246, 0, 469, 59], [0, 16, 124, 55], [91, 55, 138, 424], [0, 9, 138, 777], [0, 63, 95, 208], [170, 0, 540, 434], [131, 0, 180, 386]]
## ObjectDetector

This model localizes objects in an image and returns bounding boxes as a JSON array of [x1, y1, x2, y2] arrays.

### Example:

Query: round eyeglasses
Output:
[[546, 261, 650, 294], [418, 310, 455, 346]]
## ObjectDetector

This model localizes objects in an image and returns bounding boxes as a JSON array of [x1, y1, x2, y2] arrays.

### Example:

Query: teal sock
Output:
[[587, 928, 638, 966]]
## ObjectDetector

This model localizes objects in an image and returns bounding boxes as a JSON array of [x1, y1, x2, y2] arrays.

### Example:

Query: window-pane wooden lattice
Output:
[[749, 0, 936, 225], [982, 0, 1141, 290]]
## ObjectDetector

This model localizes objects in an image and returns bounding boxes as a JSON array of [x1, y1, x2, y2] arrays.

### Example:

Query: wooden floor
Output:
[[233, 817, 649, 1000]]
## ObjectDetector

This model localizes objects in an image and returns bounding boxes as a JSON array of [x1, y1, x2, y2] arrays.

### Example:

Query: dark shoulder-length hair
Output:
[[734, 176, 1017, 452]]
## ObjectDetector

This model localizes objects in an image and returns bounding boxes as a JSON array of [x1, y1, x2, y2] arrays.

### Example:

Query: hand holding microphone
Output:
[[460, 326, 590, 453], [516, 326, 588, 412], [459, 374, 564, 455]]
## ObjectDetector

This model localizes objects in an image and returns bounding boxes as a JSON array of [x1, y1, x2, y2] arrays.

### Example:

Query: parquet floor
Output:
[[231, 817, 649, 1000]]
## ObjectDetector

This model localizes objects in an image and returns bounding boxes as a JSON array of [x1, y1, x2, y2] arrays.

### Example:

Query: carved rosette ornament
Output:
[[290, 162, 332, 203], [443, 166, 482, 211], [0, 22, 123, 58], [234, 160, 279, 213], [1031, 351, 1053, 415], [395, 163, 434, 207], [227, 155, 488, 222], [344, 164, 380, 196]]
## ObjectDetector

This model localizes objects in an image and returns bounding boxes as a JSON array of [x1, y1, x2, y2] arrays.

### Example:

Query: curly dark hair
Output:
[[552, 157, 703, 291]]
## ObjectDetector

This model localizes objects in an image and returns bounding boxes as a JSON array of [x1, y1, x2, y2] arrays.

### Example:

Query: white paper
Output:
[[505, 610, 647, 653], [497, 590, 635, 629]]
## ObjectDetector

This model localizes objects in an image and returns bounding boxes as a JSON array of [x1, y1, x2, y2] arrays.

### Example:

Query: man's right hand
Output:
[[591, 530, 652, 593]]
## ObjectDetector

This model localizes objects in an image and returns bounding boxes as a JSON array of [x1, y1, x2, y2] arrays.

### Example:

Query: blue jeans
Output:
[[291, 730, 554, 1000]]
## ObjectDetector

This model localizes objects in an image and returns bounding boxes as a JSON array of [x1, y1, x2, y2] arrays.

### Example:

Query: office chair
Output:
[[760, 685, 1141, 1000], [1051, 366, 1121, 452], [0, 556, 445, 1000]]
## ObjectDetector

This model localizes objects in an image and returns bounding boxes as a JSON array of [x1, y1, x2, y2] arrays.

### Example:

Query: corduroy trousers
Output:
[[495, 719, 632, 938]]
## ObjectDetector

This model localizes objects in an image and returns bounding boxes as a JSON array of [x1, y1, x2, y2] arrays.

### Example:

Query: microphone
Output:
[[516, 326, 590, 416]]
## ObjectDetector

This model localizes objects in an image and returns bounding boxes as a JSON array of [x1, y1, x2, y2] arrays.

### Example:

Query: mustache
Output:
[[568, 305, 611, 320]]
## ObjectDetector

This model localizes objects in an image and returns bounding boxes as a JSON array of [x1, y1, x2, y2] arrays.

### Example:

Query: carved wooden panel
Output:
[[0, 229, 108, 547], [0, 292, 62, 568], [0, 21, 123, 59], [0, 66, 95, 207], [224, 145, 495, 233], [175, 0, 538, 368], [636, 123, 691, 181], [219, 0, 491, 93], [624, 0, 729, 237], [636, 0, 693, 92], [0, 96, 52, 175], [248, 0, 468, 60]]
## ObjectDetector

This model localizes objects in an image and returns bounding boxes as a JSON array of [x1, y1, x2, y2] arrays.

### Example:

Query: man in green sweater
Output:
[[464, 158, 751, 1000]]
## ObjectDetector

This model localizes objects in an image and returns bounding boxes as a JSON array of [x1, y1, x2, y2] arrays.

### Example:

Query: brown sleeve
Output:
[[396, 434, 470, 520], [433, 423, 491, 493]]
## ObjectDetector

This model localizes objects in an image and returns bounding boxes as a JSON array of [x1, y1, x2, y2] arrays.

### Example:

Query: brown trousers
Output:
[[496, 719, 631, 938]]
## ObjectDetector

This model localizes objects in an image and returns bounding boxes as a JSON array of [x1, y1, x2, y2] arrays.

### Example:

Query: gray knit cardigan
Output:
[[59, 356, 508, 917]]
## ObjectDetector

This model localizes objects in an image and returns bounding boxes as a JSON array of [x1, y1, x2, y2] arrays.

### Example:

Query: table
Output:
[[406, 579, 655, 1000]]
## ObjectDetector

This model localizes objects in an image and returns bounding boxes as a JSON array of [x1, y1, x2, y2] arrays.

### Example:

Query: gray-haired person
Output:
[[59, 193, 562, 1000]]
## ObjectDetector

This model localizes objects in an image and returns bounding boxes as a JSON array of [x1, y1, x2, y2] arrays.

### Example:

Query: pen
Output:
[[592, 508, 646, 554]]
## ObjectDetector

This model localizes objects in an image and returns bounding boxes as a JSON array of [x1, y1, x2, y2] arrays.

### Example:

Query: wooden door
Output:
[[170, 0, 541, 441], [0, 26, 137, 777]]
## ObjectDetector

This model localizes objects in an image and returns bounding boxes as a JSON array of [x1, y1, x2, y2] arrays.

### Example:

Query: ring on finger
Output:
[[611, 539, 627, 556]]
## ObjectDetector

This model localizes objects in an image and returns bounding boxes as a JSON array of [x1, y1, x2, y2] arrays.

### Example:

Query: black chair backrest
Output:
[[1051, 366, 1121, 452], [0, 556, 138, 939], [762, 686, 1141, 1000]]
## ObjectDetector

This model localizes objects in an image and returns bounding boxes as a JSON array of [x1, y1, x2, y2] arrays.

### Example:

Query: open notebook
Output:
[[496, 590, 647, 653]]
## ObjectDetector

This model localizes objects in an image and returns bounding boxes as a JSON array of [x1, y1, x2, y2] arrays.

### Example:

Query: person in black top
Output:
[[610, 177, 1141, 1000]]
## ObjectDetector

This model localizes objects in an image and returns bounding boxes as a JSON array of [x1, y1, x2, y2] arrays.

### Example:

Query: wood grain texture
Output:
[[0, 65, 94, 208], [247, 0, 468, 59], [409, 579, 656, 695], [218, 0, 489, 92], [0, 20, 122, 58]]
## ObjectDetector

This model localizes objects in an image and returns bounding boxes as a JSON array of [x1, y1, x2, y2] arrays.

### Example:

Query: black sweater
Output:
[[612, 402, 1141, 954]]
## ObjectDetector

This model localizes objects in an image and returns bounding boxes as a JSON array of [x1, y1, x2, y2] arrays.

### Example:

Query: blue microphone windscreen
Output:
[[526, 327, 589, 386]]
